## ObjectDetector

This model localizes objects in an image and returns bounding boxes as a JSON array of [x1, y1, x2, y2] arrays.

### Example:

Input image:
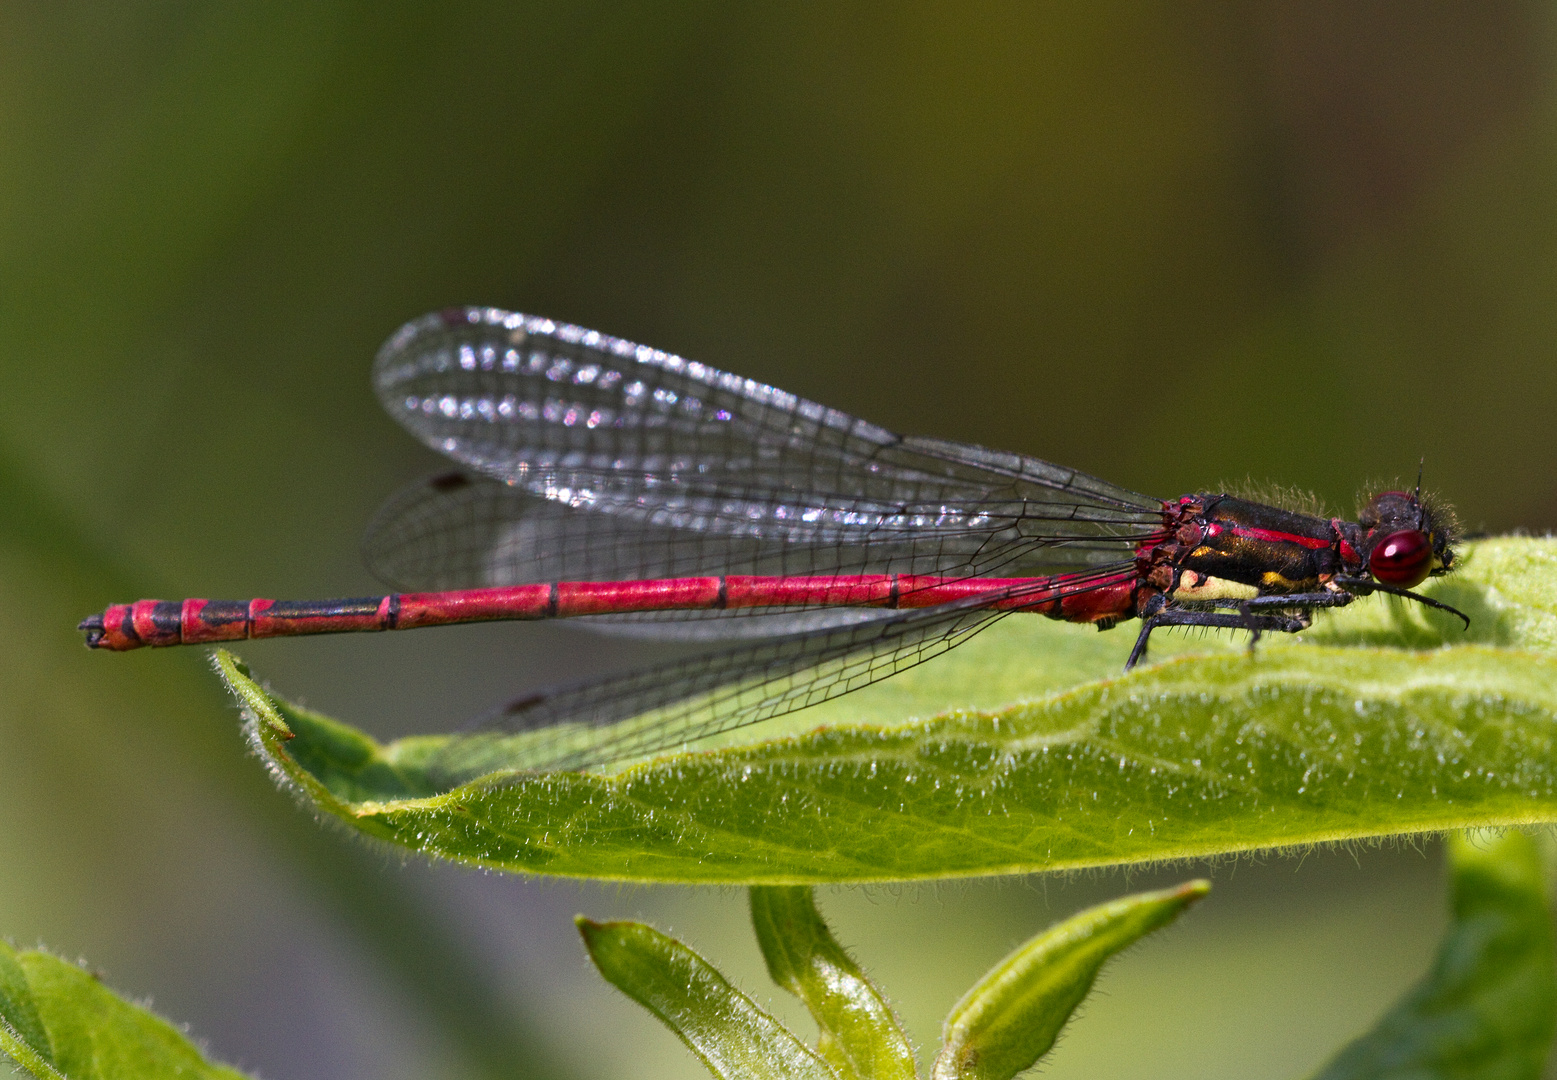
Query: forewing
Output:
[[370, 308, 1165, 584]]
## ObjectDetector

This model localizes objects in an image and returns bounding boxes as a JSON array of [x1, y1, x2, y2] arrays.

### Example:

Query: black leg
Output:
[[1181, 591, 1356, 614], [1125, 608, 1311, 672], [1243, 590, 1356, 611]]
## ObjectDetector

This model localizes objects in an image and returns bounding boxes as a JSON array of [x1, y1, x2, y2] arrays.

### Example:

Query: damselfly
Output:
[[81, 308, 1466, 769]]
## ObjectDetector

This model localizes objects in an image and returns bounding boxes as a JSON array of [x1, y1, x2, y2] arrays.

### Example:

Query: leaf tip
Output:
[[1173, 879, 1212, 905], [575, 916, 610, 947]]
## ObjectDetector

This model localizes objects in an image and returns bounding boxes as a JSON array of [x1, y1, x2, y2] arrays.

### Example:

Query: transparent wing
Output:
[[363, 469, 1152, 638], [371, 308, 1165, 569], [418, 567, 1137, 775], [365, 472, 927, 638], [364, 470, 1146, 584]]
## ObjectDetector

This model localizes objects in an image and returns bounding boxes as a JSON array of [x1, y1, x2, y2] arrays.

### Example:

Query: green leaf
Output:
[[1307, 829, 1556, 1080], [931, 879, 1207, 1080], [576, 918, 837, 1080], [0, 942, 57, 1080], [222, 538, 1557, 883], [0, 941, 248, 1080], [750, 887, 916, 1080]]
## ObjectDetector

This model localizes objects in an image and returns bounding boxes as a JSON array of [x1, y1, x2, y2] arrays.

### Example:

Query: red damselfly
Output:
[[81, 308, 1466, 769]]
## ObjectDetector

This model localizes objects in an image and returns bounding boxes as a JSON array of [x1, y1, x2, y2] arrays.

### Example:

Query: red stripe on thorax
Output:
[[1223, 524, 1333, 550]]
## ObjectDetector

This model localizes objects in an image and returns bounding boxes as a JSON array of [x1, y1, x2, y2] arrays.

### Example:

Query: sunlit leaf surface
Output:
[[224, 539, 1557, 883], [0, 940, 248, 1080], [1307, 829, 1556, 1080]]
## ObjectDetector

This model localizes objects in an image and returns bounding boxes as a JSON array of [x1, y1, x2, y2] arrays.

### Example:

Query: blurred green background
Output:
[[2, 3, 1555, 1077]]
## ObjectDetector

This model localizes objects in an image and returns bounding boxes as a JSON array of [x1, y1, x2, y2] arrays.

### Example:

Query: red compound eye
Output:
[[1369, 529, 1432, 588]]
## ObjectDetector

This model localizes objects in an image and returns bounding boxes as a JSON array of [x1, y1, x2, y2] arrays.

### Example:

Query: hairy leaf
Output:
[[1307, 829, 1556, 1080], [750, 887, 915, 1080], [933, 880, 1208, 1080], [577, 918, 836, 1080], [0, 941, 248, 1080], [223, 538, 1557, 883]]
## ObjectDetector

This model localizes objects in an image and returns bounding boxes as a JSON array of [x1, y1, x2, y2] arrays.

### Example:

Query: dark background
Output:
[[1, 4, 1553, 1078]]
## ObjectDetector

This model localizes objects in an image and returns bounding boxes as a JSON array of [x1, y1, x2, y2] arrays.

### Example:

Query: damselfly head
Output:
[[1357, 489, 1459, 587]]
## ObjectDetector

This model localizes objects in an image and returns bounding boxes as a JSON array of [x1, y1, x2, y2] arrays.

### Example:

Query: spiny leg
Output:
[[1183, 590, 1357, 614], [1164, 589, 1355, 658], [1125, 607, 1311, 671]]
